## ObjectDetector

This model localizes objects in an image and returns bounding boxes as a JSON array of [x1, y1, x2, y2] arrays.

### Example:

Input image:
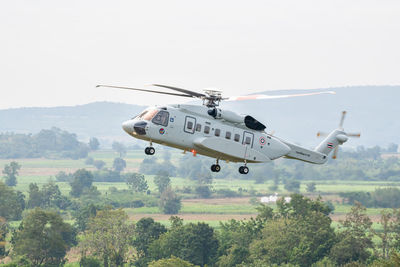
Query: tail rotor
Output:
[[316, 111, 360, 159]]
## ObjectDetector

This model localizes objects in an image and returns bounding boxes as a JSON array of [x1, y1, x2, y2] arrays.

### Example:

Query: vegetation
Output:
[[2, 161, 21, 186], [0, 128, 89, 159], [2, 133, 400, 266], [12, 209, 76, 266]]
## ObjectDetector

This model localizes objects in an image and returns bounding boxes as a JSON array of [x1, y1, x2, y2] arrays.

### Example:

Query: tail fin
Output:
[[315, 129, 348, 156]]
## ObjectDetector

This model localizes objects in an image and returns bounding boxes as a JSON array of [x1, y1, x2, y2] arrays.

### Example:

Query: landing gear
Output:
[[145, 147, 155, 155], [238, 166, 249, 174], [211, 159, 221, 172], [211, 164, 221, 172], [239, 160, 249, 174]]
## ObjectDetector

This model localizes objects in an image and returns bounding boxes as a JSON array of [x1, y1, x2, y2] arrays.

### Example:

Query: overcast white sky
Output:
[[0, 0, 399, 109]]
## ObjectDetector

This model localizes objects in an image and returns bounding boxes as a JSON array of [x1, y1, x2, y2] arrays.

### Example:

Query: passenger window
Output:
[[225, 131, 231, 139], [187, 121, 193, 130], [152, 110, 169, 126], [196, 123, 202, 132], [204, 126, 210, 134], [215, 129, 220, 137], [245, 136, 251, 145], [234, 134, 240, 142]]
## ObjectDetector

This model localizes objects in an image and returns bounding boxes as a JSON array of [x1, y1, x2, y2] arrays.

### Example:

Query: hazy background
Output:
[[1, 0, 399, 109]]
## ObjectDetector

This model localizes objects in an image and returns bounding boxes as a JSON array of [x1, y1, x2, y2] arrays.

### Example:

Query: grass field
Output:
[[1, 149, 396, 226]]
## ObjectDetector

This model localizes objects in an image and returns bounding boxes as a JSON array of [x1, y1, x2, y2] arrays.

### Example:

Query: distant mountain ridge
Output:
[[0, 86, 398, 148]]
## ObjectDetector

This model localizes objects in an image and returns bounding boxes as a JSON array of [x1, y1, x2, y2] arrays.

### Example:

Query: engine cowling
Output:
[[208, 108, 245, 123], [207, 108, 266, 131]]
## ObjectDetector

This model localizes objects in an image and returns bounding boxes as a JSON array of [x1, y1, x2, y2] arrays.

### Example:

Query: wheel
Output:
[[214, 164, 221, 172], [211, 164, 216, 172], [144, 147, 150, 155], [238, 166, 244, 174], [148, 147, 155, 155], [242, 166, 249, 174]]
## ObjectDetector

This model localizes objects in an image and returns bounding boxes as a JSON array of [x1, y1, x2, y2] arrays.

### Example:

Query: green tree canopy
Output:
[[12, 208, 76, 266], [112, 141, 127, 158], [69, 169, 94, 197], [93, 160, 106, 170], [148, 222, 219, 266], [133, 217, 167, 266], [0, 217, 7, 257], [89, 137, 100, 151], [2, 161, 21, 186], [113, 157, 126, 172], [125, 173, 148, 193], [154, 171, 171, 193], [0, 182, 23, 220], [329, 202, 374, 265], [80, 209, 135, 267], [159, 186, 181, 214], [148, 256, 197, 267]]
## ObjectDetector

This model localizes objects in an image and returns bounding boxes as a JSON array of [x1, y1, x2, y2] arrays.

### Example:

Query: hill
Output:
[[0, 86, 398, 148]]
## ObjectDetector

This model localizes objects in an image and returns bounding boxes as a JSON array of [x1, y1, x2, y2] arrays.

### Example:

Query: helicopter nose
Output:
[[122, 120, 134, 133]]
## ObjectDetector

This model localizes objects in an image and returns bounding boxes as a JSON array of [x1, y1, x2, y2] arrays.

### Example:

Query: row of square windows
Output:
[[187, 121, 251, 144]]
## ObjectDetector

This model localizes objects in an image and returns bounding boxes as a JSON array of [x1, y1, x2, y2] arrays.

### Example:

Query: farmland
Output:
[[2, 148, 399, 227]]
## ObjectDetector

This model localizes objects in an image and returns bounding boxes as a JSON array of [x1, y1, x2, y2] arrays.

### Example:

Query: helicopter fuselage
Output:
[[122, 104, 293, 163]]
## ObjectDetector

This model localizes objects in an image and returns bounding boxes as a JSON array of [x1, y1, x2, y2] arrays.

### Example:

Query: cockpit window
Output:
[[142, 109, 159, 121], [152, 110, 169, 126]]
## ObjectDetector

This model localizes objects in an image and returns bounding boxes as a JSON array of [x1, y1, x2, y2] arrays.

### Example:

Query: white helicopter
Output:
[[97, 84, 360, 174]]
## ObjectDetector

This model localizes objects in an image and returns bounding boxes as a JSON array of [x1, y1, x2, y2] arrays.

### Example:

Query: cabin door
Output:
[[184, 116, 196, 134], [242, 131, 254, 148]]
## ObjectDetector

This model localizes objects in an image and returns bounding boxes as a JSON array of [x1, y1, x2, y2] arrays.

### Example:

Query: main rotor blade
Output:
[[96, 85, 195, 98], [152, 84, 206, 98], [347, 133, 361, 137], [226, 90, 336, 101], [339, 111, 347, 129]]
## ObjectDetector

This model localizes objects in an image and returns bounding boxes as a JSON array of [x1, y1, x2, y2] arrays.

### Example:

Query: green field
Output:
[[1, 149, 396, 226]]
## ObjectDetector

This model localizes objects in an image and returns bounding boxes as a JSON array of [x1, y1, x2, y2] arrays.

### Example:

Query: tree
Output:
[[0, 217, 7, 257], [12, 208, 76, 266], [113, 157, 126, 172], [89, 137, 100, 151], [284, 179, 300, 192], [70, 169, 94, 197], [80, 209, 135, 267], [148, 256, 197, 267], [148, 222, 219, 266], [154, 171, 171, 193], [248, 195, 335, 267], [306, 182, 316, 193], [27, 181, 70, 209], [133, 217, 167, 266], [73, 204, 104, 232], [159, 186, 181, 214], [2, 161, 21, 186], [0, 182, 23, 220], [112, 141, 127, 158], [93, 160, 106, 170], [329, 202, 374, 265], [125, 173, 148, 193], [195, 185, 212, 198]]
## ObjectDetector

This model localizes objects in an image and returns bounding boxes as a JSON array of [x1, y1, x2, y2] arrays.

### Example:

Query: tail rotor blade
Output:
[[332, 146, 339, 159], [339, 111, 347, 129], [347, 133, 361, 138]]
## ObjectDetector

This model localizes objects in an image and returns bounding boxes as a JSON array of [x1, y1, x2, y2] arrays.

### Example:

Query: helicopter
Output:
[[97, 84, 360, 174]]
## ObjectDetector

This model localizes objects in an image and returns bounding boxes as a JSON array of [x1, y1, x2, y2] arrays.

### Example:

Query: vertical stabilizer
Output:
[[315, 129, 348, 156]]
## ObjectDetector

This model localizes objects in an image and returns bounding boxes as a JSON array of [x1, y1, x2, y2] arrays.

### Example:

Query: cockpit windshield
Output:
[[142, 109, 159, 121], [134, 109, 169, 127]]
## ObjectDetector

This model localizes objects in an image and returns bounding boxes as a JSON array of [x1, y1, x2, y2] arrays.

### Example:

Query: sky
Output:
[[0, 0, 399, 109]]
